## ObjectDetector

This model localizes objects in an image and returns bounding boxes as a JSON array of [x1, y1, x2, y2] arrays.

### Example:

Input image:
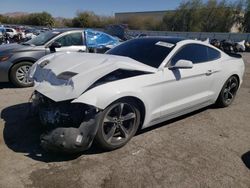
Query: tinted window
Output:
[[55, 32, 83, 46], [207, 47, 221, 61], [171, 44, 209, 65], [107, 38, 175, 68], [6, 29, 12, 32]]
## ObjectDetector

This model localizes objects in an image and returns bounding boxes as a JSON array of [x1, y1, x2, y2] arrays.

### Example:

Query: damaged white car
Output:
[[29, 37, 245, 152]]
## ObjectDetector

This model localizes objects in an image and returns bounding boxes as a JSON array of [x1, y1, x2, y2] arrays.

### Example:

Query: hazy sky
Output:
[[0, 0, 189, 18], [0, 0, 239, 18]]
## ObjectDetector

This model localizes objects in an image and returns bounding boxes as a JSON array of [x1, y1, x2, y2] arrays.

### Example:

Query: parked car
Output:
[[210, 39, 246, 53], [0, 28, 121, 87], [0, 29, 87, 87], [5, 28, 18, 38], [85, 29, 121, 53], [24, 28, 41, 40], [0, 26, 6, 35], [29, 37, 245, 153], [0, 27, 6, 44]]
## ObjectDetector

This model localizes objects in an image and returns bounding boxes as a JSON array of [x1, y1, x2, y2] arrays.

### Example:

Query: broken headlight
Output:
[[39, 60, 51, 68]]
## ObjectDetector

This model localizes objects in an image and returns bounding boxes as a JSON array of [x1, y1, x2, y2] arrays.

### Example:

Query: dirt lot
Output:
[[0, 54, 250, 188]]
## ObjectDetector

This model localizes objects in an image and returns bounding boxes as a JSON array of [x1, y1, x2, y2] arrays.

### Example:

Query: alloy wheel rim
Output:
[[223, 77, 238, 104], [16, 65, 32, 85], [102, 103, 137, 145]]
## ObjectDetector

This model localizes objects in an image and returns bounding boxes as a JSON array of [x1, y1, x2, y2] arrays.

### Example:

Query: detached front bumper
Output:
[[33, 92, 100, 153], [40, 117, 100, 153]]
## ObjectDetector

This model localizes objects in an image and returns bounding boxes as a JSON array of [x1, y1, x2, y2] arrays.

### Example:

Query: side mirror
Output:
[[49, 42, 62, 53], [50, 41, 62, 48], [169, 60, 193, 69]]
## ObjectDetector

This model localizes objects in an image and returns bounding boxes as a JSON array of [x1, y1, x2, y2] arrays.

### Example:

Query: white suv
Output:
[[6, 28, 18, 38]]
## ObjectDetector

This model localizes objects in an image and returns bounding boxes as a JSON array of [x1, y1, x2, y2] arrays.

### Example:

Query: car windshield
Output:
[[25, 31, 60, 46], [106, 38, 176, 68]]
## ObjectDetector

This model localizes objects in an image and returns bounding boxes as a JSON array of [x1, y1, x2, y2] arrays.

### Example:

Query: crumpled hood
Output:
[[31, 52, 157, 102]]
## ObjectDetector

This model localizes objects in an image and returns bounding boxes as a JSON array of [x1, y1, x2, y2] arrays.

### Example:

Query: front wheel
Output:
[[95, 99, 141, 150], [10, 62, 34, 88], [216, 76, 239, 107]]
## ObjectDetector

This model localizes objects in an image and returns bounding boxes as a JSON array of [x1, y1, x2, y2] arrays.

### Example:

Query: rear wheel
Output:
[[10, 62, 34, 88], [216, 76, 239, 107], [95, 99, 141, 150]]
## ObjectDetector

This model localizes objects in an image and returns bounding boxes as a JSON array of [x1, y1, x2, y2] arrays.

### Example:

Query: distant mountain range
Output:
[[3, 12, 29, 17], [2, 12, 66, 21]]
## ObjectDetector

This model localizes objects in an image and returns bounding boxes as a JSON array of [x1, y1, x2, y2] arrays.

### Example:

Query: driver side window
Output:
[[171, 44, 208, 66], [55, 32, 83, 47]]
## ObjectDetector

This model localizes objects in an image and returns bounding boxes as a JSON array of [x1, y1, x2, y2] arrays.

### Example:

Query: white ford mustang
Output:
[[30, 37, 245, 152]]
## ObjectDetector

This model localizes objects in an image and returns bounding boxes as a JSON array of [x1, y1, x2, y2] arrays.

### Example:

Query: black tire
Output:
[[216, 76, 239, 108], [10, 62, 34, 88], [95, 99, 141, 151]]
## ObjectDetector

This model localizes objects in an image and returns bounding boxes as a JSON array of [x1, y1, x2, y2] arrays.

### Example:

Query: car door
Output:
[[160, 43, 221, 118], [53, 31, 86, 52]]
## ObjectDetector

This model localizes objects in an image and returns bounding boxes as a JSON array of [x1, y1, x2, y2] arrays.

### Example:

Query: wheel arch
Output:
[[8, 58, 36, 80], [111, 96, 146, 131], [231, 74, 240, 85], [73, 92, 147, 130], [215, 73, 241, 103]]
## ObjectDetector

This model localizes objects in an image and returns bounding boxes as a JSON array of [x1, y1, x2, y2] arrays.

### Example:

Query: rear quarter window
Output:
[[207, 47, 221, 61], [171, 44, 208, 65], [171, 44, 221, 66]]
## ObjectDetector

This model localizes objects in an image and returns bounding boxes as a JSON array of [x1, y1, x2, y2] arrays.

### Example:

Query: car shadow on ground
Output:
[[136, 106, 210, 136], [0, 103, 107, 162], [241, 151, 250, 170], [1, 102, 211, 163], [0, 82, 15, 89]]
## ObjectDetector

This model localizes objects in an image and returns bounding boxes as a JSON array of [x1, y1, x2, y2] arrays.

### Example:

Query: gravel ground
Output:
[[0, 54, 250, 188]]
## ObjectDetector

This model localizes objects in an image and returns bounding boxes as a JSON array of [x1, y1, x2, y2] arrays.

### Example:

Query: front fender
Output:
[[12, 57, 37, 64], [72, 83, 148, 111]]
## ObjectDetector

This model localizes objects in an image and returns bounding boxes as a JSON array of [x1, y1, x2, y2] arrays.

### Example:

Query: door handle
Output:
[[205, 70, 213, 76]]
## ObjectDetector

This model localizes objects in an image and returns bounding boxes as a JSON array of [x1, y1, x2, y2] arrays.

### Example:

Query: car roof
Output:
[[51, 28, 83, 33], [138, 36, 186, 44]]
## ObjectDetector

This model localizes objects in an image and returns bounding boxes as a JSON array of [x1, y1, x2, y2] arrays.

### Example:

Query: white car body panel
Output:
[[31, 39, 245, 129], [31, 52, 157, 102], [55, 45, 86, 52]]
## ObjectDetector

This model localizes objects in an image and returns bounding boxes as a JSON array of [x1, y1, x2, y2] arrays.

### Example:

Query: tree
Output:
[[26, 12, 55, 27], [244, 0, 250, 32], [122, 16, 161, 30], [72, 11, 100, 28], [0, 15, 14, 25], [163, 0, 203, 32], [162, 0, 243, 32], [0, 14, 5, 23]]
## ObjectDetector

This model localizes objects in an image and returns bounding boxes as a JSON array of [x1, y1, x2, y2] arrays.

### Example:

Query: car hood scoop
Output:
[[32, 52, 157, 102]]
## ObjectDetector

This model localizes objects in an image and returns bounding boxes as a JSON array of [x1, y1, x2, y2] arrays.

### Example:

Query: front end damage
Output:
[[29, 53, 157, 152], [32, 91, 100, 153]]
